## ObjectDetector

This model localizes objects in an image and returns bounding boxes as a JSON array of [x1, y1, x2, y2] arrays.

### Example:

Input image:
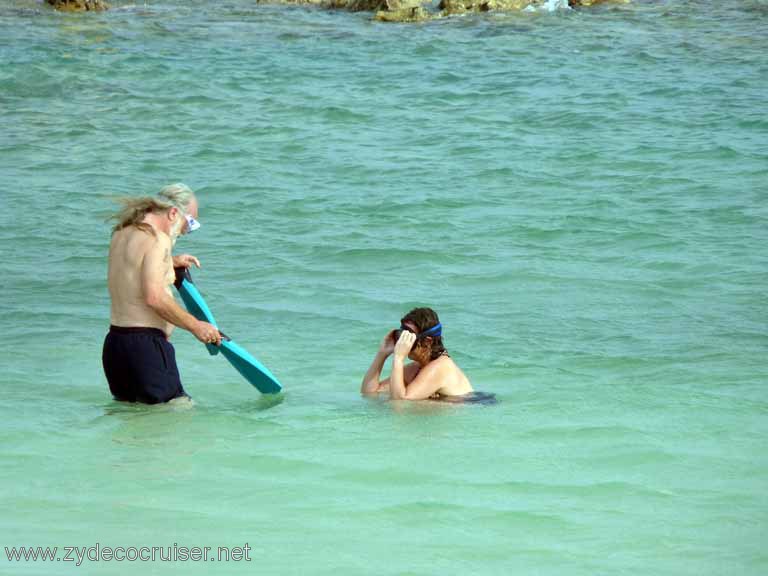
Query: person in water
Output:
[[103, 183, 221, 404], [361, 307, 474, 401]]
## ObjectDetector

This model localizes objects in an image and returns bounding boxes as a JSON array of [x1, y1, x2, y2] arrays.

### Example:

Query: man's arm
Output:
[[363, 362, 420, 396], [361, 330, 421, 395], [389, 332, 443, 400], [361, 330, 397, 395], [141, 235, 220, 345], [391, 360, 444, 400], [361, 349, 390, 395], [173, 253, 200, 269]]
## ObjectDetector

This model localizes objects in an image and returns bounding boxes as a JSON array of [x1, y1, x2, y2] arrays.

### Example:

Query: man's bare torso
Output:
[[108, 226, 176, 338]]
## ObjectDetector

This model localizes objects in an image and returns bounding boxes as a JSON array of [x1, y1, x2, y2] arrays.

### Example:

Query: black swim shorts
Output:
[[102, 325, 188, 404]]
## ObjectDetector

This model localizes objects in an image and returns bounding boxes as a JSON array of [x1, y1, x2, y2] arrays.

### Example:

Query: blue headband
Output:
[[420, 322, 442, 338]]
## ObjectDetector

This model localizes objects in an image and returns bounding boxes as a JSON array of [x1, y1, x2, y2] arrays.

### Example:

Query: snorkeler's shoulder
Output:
[[436, 355, 472, 391], [421, 355, 453, 378], [433, 353, 462, 373]]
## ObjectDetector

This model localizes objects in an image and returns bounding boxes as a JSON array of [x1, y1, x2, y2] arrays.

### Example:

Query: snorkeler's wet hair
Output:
[[400, 307, 447, 361], [110, 183, 195, 235]]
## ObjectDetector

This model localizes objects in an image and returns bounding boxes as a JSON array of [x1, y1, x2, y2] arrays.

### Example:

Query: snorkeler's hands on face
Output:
[[379, 330, 397, 357], [394, 330, 416, 360]]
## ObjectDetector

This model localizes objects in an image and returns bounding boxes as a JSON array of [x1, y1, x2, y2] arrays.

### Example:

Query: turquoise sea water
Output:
[[1, 0, 767, 574]]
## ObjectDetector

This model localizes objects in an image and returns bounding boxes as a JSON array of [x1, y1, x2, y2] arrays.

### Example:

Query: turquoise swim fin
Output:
[[173, 267, 283, 394], [219, 339, 283, 395], [174, 268, 220, 356]]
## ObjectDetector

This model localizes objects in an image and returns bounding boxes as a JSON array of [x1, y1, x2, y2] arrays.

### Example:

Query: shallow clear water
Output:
[[1, 0, 767, 574]]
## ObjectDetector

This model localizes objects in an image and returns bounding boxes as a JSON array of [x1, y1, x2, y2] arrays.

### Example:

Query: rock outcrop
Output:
[[570, 0, 628, 6], [438, 0, 531, 16], [374, 5, 430, 21], [47, 0, 109, 11], [372, 0, 629, 22], [44, 0, 627, 20]]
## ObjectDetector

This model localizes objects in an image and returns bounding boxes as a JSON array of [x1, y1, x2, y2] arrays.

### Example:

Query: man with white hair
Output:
[[103, 183, 221, 404]]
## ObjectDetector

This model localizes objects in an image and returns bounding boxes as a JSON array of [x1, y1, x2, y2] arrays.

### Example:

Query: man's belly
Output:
[[110, 304, 174, 339]]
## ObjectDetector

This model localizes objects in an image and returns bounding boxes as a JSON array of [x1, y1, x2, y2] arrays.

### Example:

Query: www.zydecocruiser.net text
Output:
[[4, 543, 252, 566]]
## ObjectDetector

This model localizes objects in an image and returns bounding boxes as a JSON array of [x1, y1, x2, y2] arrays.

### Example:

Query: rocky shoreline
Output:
[[47, 0, 109, 11], [46, 0, 628, 22]]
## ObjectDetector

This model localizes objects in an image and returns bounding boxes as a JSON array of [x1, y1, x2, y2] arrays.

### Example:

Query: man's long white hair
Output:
[[110, 183, 195, 235]]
